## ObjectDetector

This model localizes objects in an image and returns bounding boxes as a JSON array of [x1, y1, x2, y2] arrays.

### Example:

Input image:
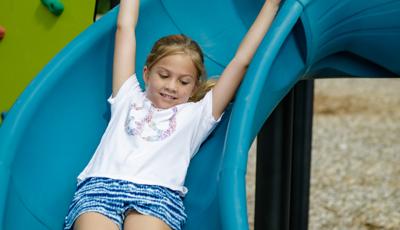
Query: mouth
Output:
[[160, 92, 177, 101]]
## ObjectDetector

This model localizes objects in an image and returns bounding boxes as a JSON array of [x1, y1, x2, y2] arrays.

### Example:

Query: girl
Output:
[[64, 0, 281, 229]]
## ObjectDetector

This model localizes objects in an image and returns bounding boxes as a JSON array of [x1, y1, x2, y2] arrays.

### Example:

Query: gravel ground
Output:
[[246, 78, 400, 230]]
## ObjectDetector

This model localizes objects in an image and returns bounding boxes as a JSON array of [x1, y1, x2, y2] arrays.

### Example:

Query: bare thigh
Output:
[[123, 211, 171, 230], [74, 212, 119, 230]]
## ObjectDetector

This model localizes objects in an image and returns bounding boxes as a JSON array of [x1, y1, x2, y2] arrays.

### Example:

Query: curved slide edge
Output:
[[0, 0, 261, 228], [0, 7, 119, 228], [219, 0, 305, 229], [218, 0, 400, 228]]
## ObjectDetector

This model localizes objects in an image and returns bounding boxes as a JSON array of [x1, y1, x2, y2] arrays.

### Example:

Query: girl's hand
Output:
[[211, 0, 281, 119]]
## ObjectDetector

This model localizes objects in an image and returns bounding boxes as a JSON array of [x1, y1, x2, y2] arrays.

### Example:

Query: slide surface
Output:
[[0, 0, 399, 229]]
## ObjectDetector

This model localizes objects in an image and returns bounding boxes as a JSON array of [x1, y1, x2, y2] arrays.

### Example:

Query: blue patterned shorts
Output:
[[64, 177, 186, 230]]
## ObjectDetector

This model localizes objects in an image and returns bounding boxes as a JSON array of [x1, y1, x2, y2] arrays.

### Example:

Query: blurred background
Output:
[[246, 78, 400, 230]]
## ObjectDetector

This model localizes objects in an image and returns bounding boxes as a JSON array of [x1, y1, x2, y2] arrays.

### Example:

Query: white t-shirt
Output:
[[78, 74, 221, 195]]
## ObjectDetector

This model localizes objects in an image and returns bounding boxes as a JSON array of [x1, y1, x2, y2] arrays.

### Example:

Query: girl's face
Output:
[[144, 54, 198, 109]]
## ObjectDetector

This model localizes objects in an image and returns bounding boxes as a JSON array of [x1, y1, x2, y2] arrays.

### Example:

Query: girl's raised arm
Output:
[[211, 0, 280, 119], [112, 0, 140, 97]]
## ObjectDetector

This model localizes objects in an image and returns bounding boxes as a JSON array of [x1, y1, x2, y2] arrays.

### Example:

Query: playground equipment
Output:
[[0, 26, 5, 40], [41, 0, 65, 16], [0, 0, 399, 229], [0, 0, 95, 123]]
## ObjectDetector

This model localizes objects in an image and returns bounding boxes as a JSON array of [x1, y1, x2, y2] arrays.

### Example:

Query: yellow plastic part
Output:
[[0, 0, 96, 123]]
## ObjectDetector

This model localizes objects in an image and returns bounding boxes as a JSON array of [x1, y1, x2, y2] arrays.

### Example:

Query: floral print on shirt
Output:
[[125, 100, 177, 141]]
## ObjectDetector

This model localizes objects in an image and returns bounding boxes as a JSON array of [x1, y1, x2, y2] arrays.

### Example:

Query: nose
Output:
[[165, 79, 177, 93]]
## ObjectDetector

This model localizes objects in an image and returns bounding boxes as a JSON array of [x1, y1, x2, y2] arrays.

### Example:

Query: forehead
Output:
[[152, 54, 197, 77]]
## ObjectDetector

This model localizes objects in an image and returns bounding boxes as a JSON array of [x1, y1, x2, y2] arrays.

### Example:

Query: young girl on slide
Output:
[[64, 0, 280, 229]]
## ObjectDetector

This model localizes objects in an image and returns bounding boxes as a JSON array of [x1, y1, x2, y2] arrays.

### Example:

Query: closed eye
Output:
[[159, 73, 169, 79], [180, 80, 190, 85]]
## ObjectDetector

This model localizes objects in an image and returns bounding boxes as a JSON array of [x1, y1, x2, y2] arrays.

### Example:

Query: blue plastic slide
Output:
[[0, 0, 399, 229]]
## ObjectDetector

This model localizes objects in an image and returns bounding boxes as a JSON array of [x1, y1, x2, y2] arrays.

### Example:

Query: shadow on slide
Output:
[[0, 0, 399, 229]]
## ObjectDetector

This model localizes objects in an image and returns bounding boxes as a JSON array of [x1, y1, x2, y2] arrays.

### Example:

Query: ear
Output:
[[143, 66, 149, 85]]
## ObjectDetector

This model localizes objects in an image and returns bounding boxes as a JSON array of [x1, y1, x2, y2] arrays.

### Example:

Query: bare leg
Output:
[[123, 211, 171, 230], [74, 212, 119, 230]]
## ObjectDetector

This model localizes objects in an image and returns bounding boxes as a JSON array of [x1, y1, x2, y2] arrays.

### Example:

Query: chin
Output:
[[152, 96, 189, 109]]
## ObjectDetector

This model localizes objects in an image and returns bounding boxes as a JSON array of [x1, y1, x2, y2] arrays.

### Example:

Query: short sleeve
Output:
[[108, 74, 142, 105], [107, 74, 143, 116], [190, 90, 223, 158]]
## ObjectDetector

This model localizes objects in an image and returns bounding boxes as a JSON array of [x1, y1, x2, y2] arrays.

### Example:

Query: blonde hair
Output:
[[145, 34, 216, 102]]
